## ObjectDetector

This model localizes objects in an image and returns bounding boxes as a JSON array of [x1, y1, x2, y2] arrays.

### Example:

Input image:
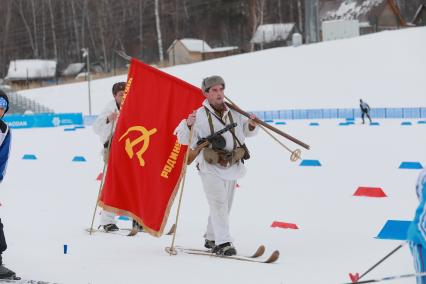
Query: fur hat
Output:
[[201, 76, 225, 92], [0, 90, 9, 114], [112, 82, 126, 95]]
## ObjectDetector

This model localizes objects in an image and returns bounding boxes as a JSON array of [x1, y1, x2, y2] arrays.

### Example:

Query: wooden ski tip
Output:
[[166, 224, 176, 235], [165, 247, 178, 255], [251, 245, 266, 258], [127, 227, 138, 236], [265, 250, 280, 263]]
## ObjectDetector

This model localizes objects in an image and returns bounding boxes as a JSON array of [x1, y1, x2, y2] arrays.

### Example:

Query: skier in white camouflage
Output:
[[93, 82, 143, 233], [174, 75, 258, 256]]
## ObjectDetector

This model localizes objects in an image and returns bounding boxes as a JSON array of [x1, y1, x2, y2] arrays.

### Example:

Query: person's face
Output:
[[0, 108, 5, 118], [206, 84, 224, 108], [114, 90, 125, 105]]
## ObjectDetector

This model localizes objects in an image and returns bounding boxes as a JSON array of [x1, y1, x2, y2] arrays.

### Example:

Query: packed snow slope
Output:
[[4, 26, 425, 284], [1, 119, 425, 284], [18, 27, 426, 115]]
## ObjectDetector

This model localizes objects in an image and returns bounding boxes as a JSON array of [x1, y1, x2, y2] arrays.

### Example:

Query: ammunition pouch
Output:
[[203, 147, 247, 167]]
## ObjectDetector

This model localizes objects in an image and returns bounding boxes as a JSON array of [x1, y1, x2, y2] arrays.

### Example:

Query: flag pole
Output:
[[166, 127, 194, 255], [88, 119, 116, 235]]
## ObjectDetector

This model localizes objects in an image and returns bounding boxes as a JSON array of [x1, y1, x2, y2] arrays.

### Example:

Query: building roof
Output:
[[179, 38, 212, 52], [5, 59, 57, 81], [62, 63, 85, 77], [167, 38, 238, 54], [320, 0, 405, 26], [251, 23, 295, 44]]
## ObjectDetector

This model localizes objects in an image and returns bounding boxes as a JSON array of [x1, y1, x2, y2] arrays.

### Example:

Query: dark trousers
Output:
[[0, 219, 7, 263], [361, 112, 372, 124]]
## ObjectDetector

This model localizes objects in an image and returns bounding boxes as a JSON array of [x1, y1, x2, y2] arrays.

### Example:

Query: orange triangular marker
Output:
[[353, 187, 387, 197], [271, 221, 299, 229], [96, 173, 103, 181]]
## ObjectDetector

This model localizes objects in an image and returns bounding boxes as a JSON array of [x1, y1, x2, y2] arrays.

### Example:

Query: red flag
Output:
[[99, 59, 204, 237]]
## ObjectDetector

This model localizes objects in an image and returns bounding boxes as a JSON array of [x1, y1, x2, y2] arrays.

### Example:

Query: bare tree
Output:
[[71, 1, 81, 59], [297, 0, 303, 33], [47, 0, 58, 59], [250, 0, 266, 51], [15, 0, 38, 57], [155, 0, 164, 62]]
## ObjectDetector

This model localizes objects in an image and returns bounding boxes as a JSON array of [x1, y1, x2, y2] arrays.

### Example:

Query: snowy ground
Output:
[[0, 118, 424, 284], [2, 27, 425, 283]]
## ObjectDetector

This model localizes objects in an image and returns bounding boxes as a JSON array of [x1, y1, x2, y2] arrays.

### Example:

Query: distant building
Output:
[[251, 23, 296, 50], [61, 63, 85, 77], [411, 4, 426, 26], [5, 59, 57, 86], [322, 19, 360, 41], [320, 0, 406, 35], [166, 38, 239, 66]]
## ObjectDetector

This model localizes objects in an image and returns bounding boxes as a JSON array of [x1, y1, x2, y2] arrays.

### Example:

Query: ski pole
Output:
[[349, 243, 406, 282], [342, 272, 426, 284], [166, 126, 194, 255], [88, 119, 116, 234]]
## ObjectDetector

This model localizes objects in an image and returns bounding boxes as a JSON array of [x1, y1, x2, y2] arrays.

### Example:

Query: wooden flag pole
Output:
[[88, 119, 116, 235], [166, 126, 194, 255]]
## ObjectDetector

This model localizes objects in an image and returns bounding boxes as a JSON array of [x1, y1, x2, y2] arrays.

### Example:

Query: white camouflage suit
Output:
[[175, 99, 258, 245], [93, 99, 119, 226]]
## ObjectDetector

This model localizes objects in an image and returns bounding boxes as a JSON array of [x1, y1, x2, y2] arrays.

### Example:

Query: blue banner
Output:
[[4, 113, 83, 129]]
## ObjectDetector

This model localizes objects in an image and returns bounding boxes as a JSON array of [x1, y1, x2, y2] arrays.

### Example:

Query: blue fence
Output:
[[4, 107, 424, 129], [251, 107, 426, 120], [4, 113, 83, 129]]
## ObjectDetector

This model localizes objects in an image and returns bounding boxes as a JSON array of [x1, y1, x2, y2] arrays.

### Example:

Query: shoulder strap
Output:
[[205, 107, 242, 149], [204, 107, 215, 135]]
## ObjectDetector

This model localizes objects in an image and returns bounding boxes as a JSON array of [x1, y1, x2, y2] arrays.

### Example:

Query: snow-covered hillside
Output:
[[18, 27, 426, 115]]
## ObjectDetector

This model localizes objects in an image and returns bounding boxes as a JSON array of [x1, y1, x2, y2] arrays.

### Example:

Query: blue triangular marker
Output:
[[370, 122, 380, 126], [72, 156, 86, 162], [399, 162, 423, 169], [118, 216, 130, 221], [22, 154, 37, 160], [300, 159, 321, 167], [418, 121, 426, 124], [376, 220, 411, 240], [74, 126, 85, 129], [309, 122, 319, 126], [64, 128, 76, 131], [401, 122, 412, 126], [275, 121, 286, 125]]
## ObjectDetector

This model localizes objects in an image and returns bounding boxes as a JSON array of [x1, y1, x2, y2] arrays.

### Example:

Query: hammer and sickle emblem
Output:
[[119, 126, 157, 167]]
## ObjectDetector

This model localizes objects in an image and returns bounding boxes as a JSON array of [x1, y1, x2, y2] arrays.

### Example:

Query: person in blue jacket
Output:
[[408, 169, 426, 283], [0, 90, 15, 280]]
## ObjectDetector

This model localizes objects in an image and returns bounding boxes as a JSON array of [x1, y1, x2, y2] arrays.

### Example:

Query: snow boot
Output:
[[204, 239, 215, 249], [132, 220, 144, 232], [98, 224, 119, 232], [212, 242, 237, 256], [0, 265, 16, 279]]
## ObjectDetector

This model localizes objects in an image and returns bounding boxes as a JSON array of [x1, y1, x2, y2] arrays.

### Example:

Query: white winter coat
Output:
[[93, 99, 119, 145], [174, 99, 258, 180]]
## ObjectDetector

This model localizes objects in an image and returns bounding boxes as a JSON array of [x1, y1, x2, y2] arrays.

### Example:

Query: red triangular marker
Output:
[[271, 221, 299, 229], [96, 173, 103, 181], [349, 272, 360, 283], [235, 183, 240, 188], [353, 187, 387, 198]]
